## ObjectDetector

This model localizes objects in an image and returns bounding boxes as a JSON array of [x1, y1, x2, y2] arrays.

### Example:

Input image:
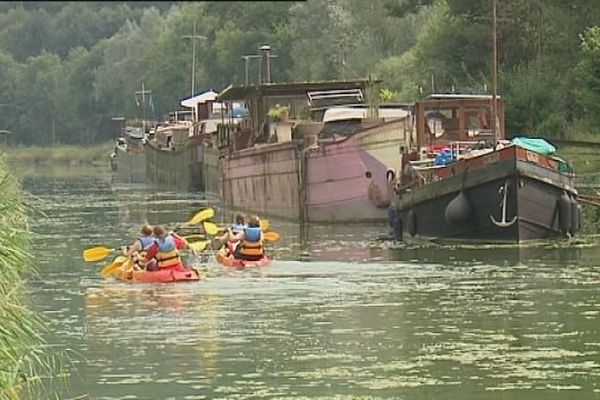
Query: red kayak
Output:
[[216, 247, 272, 268], [116, 266, 203, 283]]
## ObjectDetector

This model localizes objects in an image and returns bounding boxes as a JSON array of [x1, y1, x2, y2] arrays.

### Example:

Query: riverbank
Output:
[[7, 141, 114, 167], [0, 154, 67, 398]]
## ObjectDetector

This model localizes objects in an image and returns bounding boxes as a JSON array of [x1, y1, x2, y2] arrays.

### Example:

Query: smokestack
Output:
[[260, 45, 271, 84]]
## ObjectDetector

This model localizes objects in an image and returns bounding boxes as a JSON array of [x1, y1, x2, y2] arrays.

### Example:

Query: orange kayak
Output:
[[216, 247, 272, 268], [115, 266, 203, 283]]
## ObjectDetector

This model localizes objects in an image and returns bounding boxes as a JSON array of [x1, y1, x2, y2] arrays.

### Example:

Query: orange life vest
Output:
[[235, 227, 264, 260], [155, 235, 181, 268]]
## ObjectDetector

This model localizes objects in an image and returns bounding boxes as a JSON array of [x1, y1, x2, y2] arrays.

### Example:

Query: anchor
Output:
[[490, 179, 517, 227]]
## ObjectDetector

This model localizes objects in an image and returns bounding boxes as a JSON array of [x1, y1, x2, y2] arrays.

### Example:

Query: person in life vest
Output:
[[144, 225, 195, 271], [214, 214, 247, 252], [231, 213, 247, 235], [226, 215, 265, 261], [124, 224, 157, 270]]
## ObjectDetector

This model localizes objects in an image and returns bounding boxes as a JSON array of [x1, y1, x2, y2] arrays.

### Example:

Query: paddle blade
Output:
[[264, 231, 280, 241], [83, 246, 114, 262], [260, 219, 270, 231], [100, 256, 127, 277], [210, 238, 225, 251], [183, 234, 207, 243], [188, 240, 209, 252], [203, 221, 220, 235], [187, 208, 215, 225]]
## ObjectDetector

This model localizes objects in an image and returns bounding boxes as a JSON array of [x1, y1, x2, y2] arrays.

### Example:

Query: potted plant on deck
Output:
[[267, 105, 290, 122]]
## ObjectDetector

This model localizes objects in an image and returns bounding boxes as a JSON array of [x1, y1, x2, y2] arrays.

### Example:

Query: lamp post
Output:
[[182, 22, 207, 98]]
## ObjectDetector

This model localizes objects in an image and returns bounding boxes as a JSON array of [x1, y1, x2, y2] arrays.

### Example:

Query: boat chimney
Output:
[[260, 45, 271, 84]]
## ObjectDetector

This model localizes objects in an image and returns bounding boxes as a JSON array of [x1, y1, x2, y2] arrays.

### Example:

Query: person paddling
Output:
[[230, 213, 247, 235], [125, 224, 157, 270], [214, 214, 246, 253], [144, 225, 195, 271], [223, 215, 265, 261]]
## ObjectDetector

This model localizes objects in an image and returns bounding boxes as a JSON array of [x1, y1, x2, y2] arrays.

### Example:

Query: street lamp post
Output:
[[182, 22, 207, 98]]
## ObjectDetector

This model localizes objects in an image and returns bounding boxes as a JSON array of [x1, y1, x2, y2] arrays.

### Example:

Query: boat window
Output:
[[464, 106, 492, 137], [319, 119, 363, 139], [425, 107, 458, 138]]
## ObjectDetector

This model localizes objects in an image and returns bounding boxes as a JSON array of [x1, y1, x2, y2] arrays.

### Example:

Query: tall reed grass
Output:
[[0, 153, 68, 399]]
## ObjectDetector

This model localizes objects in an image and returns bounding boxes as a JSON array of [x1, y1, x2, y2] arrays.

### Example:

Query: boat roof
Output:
[[180, 90, 219, 108], [427, 93, 502, 100], [217, 80, 380, 101], [322, 107, 410, 123]]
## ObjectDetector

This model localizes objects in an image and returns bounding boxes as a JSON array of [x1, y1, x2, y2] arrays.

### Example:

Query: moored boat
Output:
[[111, 126, 147, 184], [145, 90, 224, 193], [390, 94, 579, 243], [216, 45, 412, 222]]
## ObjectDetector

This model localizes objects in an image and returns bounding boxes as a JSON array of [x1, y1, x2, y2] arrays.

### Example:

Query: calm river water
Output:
[[19, 165, 600, 399]]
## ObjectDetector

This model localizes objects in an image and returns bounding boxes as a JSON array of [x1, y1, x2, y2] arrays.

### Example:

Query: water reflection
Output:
[[19, 164, 600, 399]]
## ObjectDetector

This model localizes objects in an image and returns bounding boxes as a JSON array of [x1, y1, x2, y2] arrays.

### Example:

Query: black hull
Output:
[[394, 156, 579, 244]]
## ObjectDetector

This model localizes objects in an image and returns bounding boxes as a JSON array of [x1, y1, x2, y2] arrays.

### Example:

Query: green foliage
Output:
[[0, 154, 69, 399], [2, 0, 600, 145], [574, 26, 600, 127], [501, 64, 561, 137], [267, 105, 290, 121], [379, 88, 397, 102]]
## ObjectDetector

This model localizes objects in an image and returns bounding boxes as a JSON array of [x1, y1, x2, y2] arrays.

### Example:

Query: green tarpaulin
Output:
[[511, 137, 556, 155]]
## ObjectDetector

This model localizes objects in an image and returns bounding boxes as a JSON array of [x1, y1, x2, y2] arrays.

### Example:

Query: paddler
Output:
[[144, 225, 197, 271], [124, 224, 157, 270], [221, 215, 265, 261], [230, 213, 247, 235]]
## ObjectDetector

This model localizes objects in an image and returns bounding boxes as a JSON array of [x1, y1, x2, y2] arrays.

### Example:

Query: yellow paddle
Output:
[[188, 240, 210, 252], [264, 231, 280, 241], [187, 208, 215, 225], [260, 219, 270, 231], [83, 246, 120, 262], [100, 256, 128, 277], [203, 221, 222, 236]]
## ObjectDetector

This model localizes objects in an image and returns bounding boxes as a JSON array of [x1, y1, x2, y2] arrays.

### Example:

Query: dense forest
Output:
[[1, 0, 600, 146]]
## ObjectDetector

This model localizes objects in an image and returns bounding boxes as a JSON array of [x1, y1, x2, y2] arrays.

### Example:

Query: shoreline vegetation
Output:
[[0, 154, 68, 399], [1, 2, 600, 147], [6, 141, 114, 167]]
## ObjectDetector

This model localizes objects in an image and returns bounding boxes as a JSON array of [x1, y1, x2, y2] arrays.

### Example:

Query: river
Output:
[[20, 165, 600, 399]]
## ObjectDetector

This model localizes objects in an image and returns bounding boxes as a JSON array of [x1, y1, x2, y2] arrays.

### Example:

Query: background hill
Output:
[[1, 0, 599, 145]]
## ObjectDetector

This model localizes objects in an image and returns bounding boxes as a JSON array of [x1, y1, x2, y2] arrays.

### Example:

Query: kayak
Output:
[[116, 267, 203, 283], [216, 247, 272, 268], [111, 258, 203, 283]]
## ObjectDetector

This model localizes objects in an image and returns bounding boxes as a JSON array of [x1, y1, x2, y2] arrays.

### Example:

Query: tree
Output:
[[0, 51, 21, 138], [574, 26, 600, 129], [14, 52, 65, 145]]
